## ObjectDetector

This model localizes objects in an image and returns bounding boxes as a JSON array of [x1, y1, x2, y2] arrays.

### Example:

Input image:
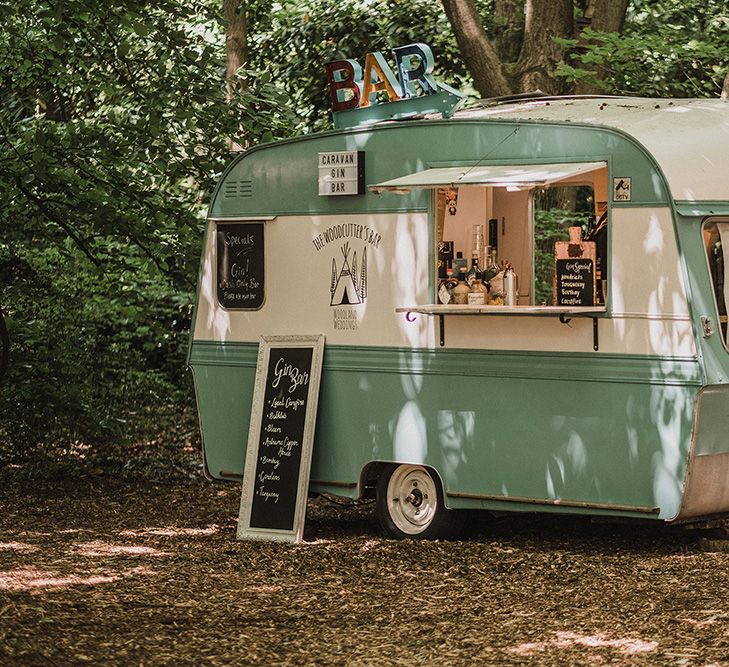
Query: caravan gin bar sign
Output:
[[318, 151, 365, 196]]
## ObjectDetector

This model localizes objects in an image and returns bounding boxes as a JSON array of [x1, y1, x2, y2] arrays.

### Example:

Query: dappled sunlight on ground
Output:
[[0, 565, 156, 592], [119, 525, 222, 538], [509, 631, 659, 657], [75, 540, 168, 557], [0, 542, 38, 553], [2, 476, 729, 665]]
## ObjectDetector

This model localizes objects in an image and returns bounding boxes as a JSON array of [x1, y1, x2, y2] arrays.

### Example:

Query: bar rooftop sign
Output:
[[325, 42, 465, 129]]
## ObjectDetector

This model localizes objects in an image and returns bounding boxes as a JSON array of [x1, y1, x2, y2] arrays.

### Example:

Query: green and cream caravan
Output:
[[190, 96, 729, 539]]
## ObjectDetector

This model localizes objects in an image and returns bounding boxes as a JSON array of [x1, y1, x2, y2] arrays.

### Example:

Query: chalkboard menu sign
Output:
[[237, 335, 325, 543], [216, 222, 265, 309], [556, 258, 595, 306]]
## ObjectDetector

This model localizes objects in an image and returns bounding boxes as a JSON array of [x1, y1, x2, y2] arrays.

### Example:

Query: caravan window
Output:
[[703, 219, 729, 344], [435, 175, 607, 307], [533, 185, 605, 305]]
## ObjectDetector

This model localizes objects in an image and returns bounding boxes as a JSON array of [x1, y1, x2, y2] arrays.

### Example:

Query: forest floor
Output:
[[2, 445, 729, 666]]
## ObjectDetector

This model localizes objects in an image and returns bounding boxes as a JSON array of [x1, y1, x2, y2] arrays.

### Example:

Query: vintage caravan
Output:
[[189, 89, 729, 539]]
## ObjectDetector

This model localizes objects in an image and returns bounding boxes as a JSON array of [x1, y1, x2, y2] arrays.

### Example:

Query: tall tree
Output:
[[440, 0, 630, 97], [224, 0, 248, 150], [441, 0, 511, 97], [515, 0, 573, 94], [562, 0, 729, 98], [574, 0, 631, 94], [0, 0, 294, 459]]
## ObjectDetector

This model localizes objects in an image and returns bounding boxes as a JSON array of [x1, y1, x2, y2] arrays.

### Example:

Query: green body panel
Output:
[[190, 341, 702, 520], [209, 119, 668, 219]]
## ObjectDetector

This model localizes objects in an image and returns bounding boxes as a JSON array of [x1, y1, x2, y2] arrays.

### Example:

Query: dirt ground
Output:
[[2, 472, 729, 666]]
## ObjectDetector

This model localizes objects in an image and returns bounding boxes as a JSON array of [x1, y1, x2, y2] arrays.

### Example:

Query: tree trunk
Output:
[[722, 71, 729, 99], [515, 0, 573, 95], [441, 0, 512, 99], [492, 0, 524, 64], [588, 0, 630, 33], [574, 0, 630, 94], [223, 0, 247, 150]]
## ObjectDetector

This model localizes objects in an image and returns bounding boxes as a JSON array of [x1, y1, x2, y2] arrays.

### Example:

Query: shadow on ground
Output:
[[1, 474, 728, 666]]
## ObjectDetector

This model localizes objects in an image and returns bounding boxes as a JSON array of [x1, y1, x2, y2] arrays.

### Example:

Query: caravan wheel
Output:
[[375, 464, 463, 540]]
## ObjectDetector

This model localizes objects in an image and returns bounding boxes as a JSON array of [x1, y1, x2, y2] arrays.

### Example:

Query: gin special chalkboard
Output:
[[556, 258, 595, 306], [237, 335, 325, 543], [216, 222, 264, 309]]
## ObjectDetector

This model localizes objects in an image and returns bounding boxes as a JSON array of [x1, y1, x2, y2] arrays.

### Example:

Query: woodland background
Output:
[[1, 0, 728, 472]]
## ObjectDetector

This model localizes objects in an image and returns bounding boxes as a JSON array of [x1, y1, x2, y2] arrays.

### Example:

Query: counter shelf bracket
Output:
[[404, 310, 446, 347], [559, 313, 599, 352]]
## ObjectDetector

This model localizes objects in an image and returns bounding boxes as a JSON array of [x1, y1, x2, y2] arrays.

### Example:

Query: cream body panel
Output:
[[464, 98, 729, 202], [194, 208, 696, 357], [194, 213, 435, 348]]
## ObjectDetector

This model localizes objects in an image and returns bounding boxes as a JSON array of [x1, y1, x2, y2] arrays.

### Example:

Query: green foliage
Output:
[[533, 187, 594, 306], [558, 1, 729, 96], [0, 241, 191, 458], [0, 0, 296, 461], [247, 0, 490, 132]]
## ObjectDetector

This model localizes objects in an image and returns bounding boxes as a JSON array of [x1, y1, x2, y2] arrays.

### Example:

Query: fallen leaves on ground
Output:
[[1, 474, 729, 666]]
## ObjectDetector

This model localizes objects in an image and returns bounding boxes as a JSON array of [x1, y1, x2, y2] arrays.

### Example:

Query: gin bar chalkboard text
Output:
[[216, 222, 264, 309], [249, 347, 313, 531], [238, 335, 325, 543]]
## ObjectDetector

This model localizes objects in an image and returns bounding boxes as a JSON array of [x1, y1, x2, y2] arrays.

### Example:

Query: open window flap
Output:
[[369, 161, 607, 192]]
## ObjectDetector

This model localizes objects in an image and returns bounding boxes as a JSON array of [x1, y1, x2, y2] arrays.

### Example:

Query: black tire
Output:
[[375, 464, 465, 540]]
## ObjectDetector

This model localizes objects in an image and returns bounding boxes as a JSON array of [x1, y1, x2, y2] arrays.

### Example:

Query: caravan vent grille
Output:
[[223, 180, 253, 198]]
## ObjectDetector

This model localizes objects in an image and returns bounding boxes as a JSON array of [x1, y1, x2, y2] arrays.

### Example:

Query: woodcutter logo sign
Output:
[[312, 223, 382, 331]]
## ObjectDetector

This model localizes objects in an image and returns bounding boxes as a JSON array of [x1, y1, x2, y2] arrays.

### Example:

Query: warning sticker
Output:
[[613, 177, 632, 202]]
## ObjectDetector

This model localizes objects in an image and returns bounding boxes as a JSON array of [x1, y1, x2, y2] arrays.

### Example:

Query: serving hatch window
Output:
[[421, 165, 609, 308]]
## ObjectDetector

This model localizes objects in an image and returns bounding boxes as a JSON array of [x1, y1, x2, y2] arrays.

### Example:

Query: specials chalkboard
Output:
[[237, 335, 325, 543], [556, 258, 595, 306], [216, 222, 264, 309]]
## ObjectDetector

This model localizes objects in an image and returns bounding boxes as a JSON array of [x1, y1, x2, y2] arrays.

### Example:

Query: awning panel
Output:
[[370, 161, 607, 192]]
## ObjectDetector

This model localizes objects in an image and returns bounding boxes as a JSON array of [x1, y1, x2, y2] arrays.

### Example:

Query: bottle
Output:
[[471, 224, 486, 266], [488, 218, 499, 259], [468, 277, 488, 305], [466, 254, 481, 287], [438, 267, 458, 304], [504, 262, 518, 306], [453, 251, 467, 276], [437, 240, 454, 280], [483, 218, 501, 285], [482, 245, 501, 283], [452, 275, 470, 304]]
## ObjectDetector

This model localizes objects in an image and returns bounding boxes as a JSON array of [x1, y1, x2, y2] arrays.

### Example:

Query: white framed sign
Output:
[[318, 151, 365, 196], [237, 334, 325, 543]]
